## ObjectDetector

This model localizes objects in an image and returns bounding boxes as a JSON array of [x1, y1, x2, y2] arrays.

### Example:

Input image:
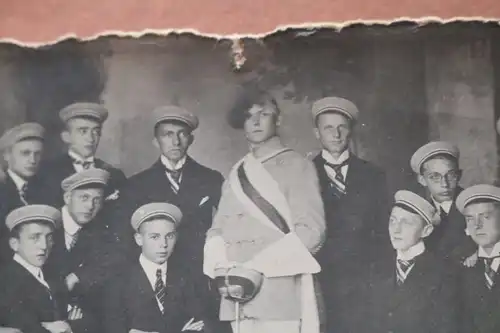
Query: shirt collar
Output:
[[478, 241, 500, 258], [7, 169, 27, 192], [397, 241, 426, 261], [321, 149, 350, 165], [68, 150, 94, 163], [432, 198, 453, 214], [62, 206, 82, 236], [160, 154, 186, 171], [139, 254, 167, 275], [13, 253, 42, 278]]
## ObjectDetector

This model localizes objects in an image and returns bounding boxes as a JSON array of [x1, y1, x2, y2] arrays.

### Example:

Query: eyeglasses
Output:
[[425, 170, 461, 183]]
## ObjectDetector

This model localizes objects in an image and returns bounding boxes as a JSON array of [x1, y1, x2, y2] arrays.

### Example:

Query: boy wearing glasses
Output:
[[410, 141, 476, 264]]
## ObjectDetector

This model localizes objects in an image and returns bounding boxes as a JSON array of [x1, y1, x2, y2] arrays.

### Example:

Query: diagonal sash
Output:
[[226, 149, 320, 333], [237, 163, 290, 234]]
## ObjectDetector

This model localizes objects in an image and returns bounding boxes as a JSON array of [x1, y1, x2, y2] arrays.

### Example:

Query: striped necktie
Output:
[[67, 231, 79, 251], [481, 257, 500, 290], [19, 183, 29, 205], [155, 268, 166, 312], [396, 258, 415, 285], [324, 159, 349, 197], [164, 167, 183, 194]]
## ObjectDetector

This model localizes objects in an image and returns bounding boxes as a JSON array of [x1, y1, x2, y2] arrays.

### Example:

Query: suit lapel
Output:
[[176, 156, 198, 198], [61, 154, 78, 174], [344, 155, 362, 191], [134, 264, 165, 318], [150, 159, 178, 198], [4, 173, 23, 206], [391, 253, 432, 308]]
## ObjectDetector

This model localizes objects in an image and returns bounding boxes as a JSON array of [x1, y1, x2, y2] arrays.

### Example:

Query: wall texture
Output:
[[0, 23, 498, 192]]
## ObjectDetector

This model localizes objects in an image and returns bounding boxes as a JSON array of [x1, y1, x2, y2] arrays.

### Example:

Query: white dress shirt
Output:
[[7, 169, 29, 204], [13, 253, 51, 290], [62, 206, 82, 250], [68, 150, 95, 172], [432, 198, 453, 215], [396, 241, 425, 279], [322, 149, 350, 192], [139, 254, 168, 312], [7, 169, 27, 192], [161, 154, 186, 191], [478, 241, 500, 273]]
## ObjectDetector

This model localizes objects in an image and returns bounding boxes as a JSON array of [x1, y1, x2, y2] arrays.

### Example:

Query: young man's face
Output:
[[418, 157, 461, 203], [135, 218, 178, 265], [64, 187, 104, 225], [10, 222, 54, 267], [314, 112, 352, 156], [243, 104, 279, 145], [63, 118, 102, 158], [388, 206, 433, 251], [464, 201, 500, 251], [154, 122, 192, 164], [4, 139, 44, 179]]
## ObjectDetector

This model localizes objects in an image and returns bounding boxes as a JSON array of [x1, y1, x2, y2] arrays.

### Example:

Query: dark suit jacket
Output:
[[367, 251, 461, 333], [462, 260, 500, 333], [312, 153, 391, 331], [36, 153, 126, 209], [109, 156, 223, 271], [0, 260, 68, 333], [0, 174, 45, 266], [412, 185, 476, 264], [103, 254, 219, 333], [44, 216, 112, 333], [107, 156, 227, 332]]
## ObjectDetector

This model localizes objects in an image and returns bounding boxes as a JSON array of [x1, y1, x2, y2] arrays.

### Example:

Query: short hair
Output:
[[227, 88, 281, 129], [420, 153, 459, 175], [9, 221, 54, 239], [153, 119, 193, 138]]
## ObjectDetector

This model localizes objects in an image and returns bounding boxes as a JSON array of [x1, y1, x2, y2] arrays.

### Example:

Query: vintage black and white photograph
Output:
[[0, 21, 499, 333]]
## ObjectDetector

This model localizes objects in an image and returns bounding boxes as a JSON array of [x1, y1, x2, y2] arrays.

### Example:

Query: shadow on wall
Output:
[[6, 39, 109, 161], [1, 23, 498, 193]]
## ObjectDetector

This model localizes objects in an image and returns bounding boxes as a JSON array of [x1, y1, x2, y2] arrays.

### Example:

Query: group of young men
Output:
[[0, 89, 499, 333]]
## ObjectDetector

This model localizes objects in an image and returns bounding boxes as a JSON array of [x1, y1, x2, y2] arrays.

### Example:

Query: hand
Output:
[[218, 285, 244, 299], [0, 328, 23, 333], [68, 305, 84, 320], [41, 321, 72, 333], [463, 251, 479, 268], [65, 273, 80, 292], [128, 329, 159, 333], [181, 318, 204, 331]]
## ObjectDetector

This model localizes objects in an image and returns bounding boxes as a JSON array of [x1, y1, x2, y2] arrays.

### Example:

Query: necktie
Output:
[[480, 257, 500, 289], [67, 231, 79, 250], [324, 159, 349, 183], [155, 268, 166, 312], [324, 158, 349, 197], [396, 258, 415, 285], [19, 183, 29, 205], [165, 167, 183, 194]]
